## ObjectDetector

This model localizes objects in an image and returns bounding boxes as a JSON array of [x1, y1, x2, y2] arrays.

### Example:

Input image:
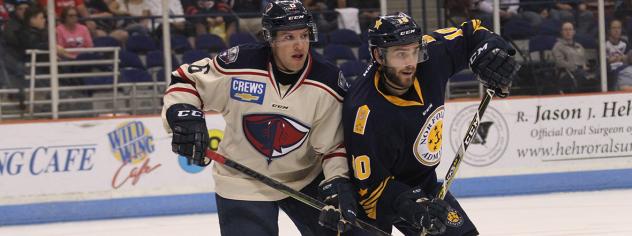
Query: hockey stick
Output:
[[205, 149, 392, 236], [437, 88, 495, 200], [421, 88, 495, 236]]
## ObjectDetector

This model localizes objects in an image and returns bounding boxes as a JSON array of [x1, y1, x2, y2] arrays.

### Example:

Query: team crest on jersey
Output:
[[218, 46, 239, 64], [413, 106, 444, 166], [446, 207, 464, 227], [242, 114, 310, 162], [230, 78, 266, 104]]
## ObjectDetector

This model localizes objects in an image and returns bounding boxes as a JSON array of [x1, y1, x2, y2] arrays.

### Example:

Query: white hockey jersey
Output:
[[162, 43, 349, 201]]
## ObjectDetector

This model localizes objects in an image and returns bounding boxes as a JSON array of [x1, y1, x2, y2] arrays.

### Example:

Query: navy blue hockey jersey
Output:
[[343, 19, 511, 220]]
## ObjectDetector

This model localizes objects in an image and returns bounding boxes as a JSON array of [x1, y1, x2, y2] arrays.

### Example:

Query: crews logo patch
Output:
[[446, 207, 464, 227], [413, 106, 444, 166], [242, 114, 310, 162], [230, 78, 266, 104], [218, 46, 239, 64]]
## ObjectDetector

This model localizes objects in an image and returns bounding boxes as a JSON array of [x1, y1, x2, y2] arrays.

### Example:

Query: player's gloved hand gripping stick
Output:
[[204, 149, 393, 236]]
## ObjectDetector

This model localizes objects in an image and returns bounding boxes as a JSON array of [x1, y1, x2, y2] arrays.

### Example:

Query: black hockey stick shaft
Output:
[[437, 88, 495, 200], [421, 89, 495, 236], [205, 149, 392, 236]]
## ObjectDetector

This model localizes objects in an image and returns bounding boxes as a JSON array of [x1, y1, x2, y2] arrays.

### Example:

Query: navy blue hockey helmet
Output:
[[261, 0, 318, 42], [367, 12, 428, 63]]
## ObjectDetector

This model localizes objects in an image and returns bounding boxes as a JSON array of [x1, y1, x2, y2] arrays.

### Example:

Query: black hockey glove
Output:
[[470, 43, 521, 98], [318, 177, 358, 233], [394, 186, 449, 235], [166, 103, 211, 167]]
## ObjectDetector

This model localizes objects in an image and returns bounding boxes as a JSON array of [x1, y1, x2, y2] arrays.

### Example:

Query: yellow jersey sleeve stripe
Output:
[[359, 176, 394, 219]]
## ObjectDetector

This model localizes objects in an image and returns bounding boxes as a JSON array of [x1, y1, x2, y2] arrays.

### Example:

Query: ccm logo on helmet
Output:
[[177, 110, 204, 118], [400, 29, 416, 36], [288, 15, 304, 20]]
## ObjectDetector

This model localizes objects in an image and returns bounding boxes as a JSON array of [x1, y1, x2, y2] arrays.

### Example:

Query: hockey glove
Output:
[[470, 43, 521, 98], [394, 186, 449, 235], [166, 103, 211, 167], [318, 177, 358, 233]]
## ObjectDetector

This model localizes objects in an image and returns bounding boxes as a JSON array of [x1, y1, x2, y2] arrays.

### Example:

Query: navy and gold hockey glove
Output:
[[318, 177, 358, 233], [470, 43, 521, 98], [166, 103, 210, 167], [394, 186, 449, 235]]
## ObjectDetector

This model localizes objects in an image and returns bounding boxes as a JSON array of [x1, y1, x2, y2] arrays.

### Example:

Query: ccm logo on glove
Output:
[[177, 110, 204, 118], [469, 42, 488, 65]]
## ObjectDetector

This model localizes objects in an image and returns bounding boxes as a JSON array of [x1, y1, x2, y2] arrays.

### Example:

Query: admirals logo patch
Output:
[[230, 78, 266, 104], [243, 114, 310, 162], [218, 46, 239, 64], [446, 207, 464, 227], [413, 106, 444, 166]]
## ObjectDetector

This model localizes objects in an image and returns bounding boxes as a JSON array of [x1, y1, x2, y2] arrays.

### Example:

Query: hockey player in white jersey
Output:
[[162, 0, 357, 235]]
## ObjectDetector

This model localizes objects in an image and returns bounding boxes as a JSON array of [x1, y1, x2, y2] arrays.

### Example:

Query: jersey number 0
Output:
[[353, 155, 371, 180]]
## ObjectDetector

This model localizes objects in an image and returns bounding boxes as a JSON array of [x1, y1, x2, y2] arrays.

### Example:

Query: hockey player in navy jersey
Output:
[[343, 13, 520, 235], [162, 1, 358, 235]]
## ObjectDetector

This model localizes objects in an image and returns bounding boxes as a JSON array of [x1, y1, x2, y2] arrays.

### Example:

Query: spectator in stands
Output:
[[56, 6, 93, 58], [20, 6, 73, 58], [145, 0, 186, 31], [349, 0, 379, 32], [472, 0, 519, 28], [614, 0, 632, 21], [37, 0, 128, 43], [2, 0, 31, 88], [606, 19, 632, 91], [110, 0, 151, 36], [303, 0, 343, 33], [185, 0, 234, 42], [518, 0, 553, 26], [230, 0, 262, 34], [3, 0, 30, 51], [552, 21, 593, 93], [549, 0, 595, 36]]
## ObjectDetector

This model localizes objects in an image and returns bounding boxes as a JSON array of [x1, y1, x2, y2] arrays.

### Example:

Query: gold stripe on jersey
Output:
[[422, 35, 436, 44], [359, 176, 394, 219], [466, 19, 489, 32], [373, 71, 425, 107], [444, 29, 463, 40], [434, 27, 458, 34]]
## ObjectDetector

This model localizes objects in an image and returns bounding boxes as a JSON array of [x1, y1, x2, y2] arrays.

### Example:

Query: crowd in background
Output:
[[0, 0, 630, 94]]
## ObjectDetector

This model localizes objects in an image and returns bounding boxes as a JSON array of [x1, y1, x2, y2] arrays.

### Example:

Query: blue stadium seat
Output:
[[229, 32, 257, 47], [528, 35, 558, 52], [160, 34, 192, 53], [340, 60, 366, 77], [120, 68, 153, 82], [313, 32, 329, 48], [538, 19, 561, 36], [146, 50, 180, 69], [358, 43, 371, 62], [182, 49, 209, 64], [450, 70, 476, 82], [125, 34, 157, 54], [83, 76, 113, 85], [324, 44, 356, 62], [328, 29, 362, 47], [93, 36, 120, 47], [574, 34, 597, 49], [119, 51, 145, 69], [195, 34, 226, 52]]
